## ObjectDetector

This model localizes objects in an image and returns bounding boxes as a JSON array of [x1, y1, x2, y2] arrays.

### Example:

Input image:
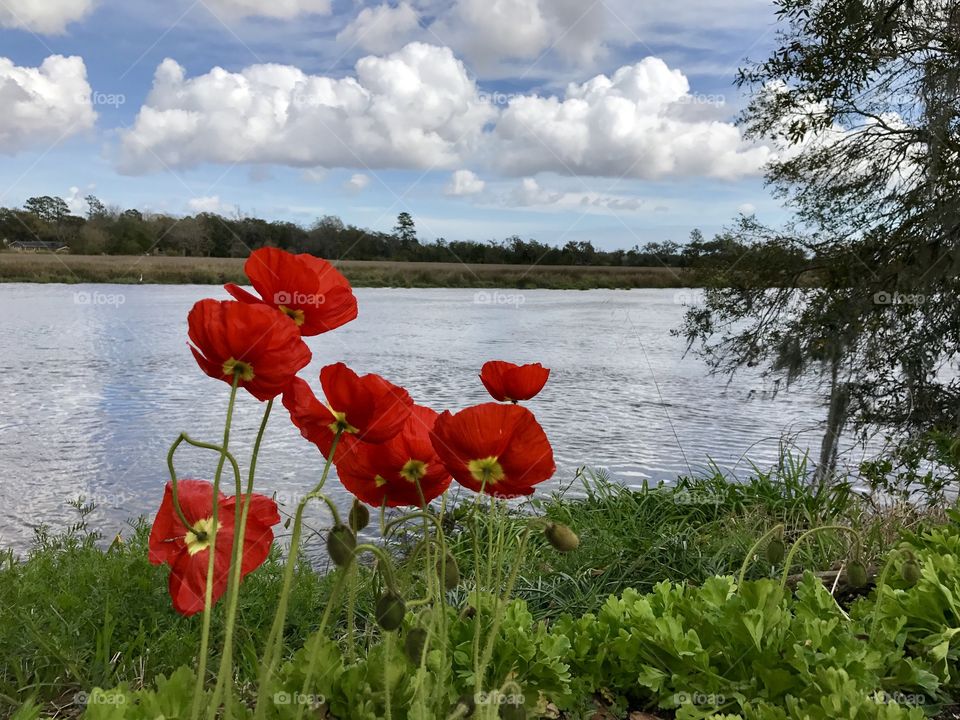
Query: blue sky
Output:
[[0, 0, 787, 249]]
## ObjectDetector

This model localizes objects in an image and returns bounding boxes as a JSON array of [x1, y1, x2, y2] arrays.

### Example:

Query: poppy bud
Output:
[[327, 525, 356, 568], [403, 627, 428, 664], [901, 559, 921, 586], [438, 553, 460, 590], [375, 591, 406, 631], [846, 560, 868, 589], [765, 538, 786, 565], [348, 499, 370, 533], [500, 695, 526, 720], [544, 523, 580, 552]]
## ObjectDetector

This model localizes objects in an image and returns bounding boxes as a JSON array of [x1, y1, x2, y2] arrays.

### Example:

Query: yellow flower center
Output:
[[374, 474, 388, 487], [328, 409, 359, 435], [279, 305, 305, 326], [222, 357, 254, 381], [400, 459, 428, 484], [467, 456, 505, 486], [184, 517, 218, 556]]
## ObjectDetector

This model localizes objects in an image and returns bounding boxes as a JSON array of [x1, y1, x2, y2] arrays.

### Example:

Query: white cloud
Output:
[[118, 46, 769, 182], [301, 168, 327, 183], [488, 57, 772, 180], [202, 0, 331, 20], [0, 0, 95, 34], [336, 3, 420, 54], [445, 169, 485, 196], [188, 195, 236, 214], [344, 173, 371, 192], [426, 0, 606, 71], [118, 44, 495, 174], [738, 202, 756, 215], [0, 55, 96, 154], [503, 177, 644, 212]]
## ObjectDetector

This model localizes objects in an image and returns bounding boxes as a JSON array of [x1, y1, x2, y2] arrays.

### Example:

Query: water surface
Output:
[[0, 284, 849, 552]]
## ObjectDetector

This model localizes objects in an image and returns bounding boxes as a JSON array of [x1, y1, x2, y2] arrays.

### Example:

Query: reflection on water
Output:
[[0, 284, 856, 552]]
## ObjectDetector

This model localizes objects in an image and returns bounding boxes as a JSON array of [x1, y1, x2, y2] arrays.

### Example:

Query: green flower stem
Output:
[[476, 525, 532, 693], [252, 431, 342, 720], [208, 399, 274, 720], [191, 376, 239, 720], [779, 524, 862, 589], [382, 512, 445, 539], [294, 567, 351, 720], [384, 632, 394, 720], [354, 543, 400, 590], [345, 562, 359, 662], [736, 524, 784, 587]]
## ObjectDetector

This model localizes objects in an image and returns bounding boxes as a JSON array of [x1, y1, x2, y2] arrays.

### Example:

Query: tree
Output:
[[24, 196, 69, 224], [394, 212, 418, 250], [85, 195, 107, 220], [681, 0, 960, 482]]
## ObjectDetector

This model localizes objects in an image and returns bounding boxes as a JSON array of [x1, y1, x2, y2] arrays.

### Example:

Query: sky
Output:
[[0, 0, 789, 249]]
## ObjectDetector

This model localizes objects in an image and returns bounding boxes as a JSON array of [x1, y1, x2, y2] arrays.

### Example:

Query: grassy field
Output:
[[0, 253, 690, 289]]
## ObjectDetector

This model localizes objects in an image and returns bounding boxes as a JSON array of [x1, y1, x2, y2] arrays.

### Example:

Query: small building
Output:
[[5, 240, 69, 253]]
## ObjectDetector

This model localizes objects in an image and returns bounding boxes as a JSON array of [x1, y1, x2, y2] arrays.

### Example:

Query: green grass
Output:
[[446, 455, 928, 619], [0, 460, 934, 716]]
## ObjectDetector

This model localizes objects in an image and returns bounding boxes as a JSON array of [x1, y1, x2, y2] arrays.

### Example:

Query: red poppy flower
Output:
[[148, 479, 280, 616], [336, 405, 452, 507], [429, 402, 555, 497], [479, 361, 550, 402], [188, 299, 311, 401], [283, 363, 414, 458], [225, 247, 358, 336]]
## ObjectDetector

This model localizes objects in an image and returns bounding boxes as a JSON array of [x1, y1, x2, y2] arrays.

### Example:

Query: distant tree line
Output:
[[0, 200, 697, 267]]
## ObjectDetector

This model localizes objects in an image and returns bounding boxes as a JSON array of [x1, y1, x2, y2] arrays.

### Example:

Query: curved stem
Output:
[[209, 399, 273, 720], [191, 377, 239, 720], [355, 543, 400, 590], [253, 431, 342, 720], [736, 524, 784, 587], [779, 524, 862, 590]]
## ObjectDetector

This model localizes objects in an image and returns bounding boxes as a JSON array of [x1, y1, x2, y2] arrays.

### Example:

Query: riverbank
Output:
[[3, 464, 949, 719], [0, 253, 690, 289]]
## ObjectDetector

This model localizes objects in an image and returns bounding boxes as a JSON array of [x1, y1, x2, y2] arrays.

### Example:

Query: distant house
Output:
[[4, 239, 68, 253]]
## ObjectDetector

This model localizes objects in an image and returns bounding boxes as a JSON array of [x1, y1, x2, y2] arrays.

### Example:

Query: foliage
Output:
[[73, 509, 960, 720], [681, 0, 960, 479], [1, 199, 690, 268]]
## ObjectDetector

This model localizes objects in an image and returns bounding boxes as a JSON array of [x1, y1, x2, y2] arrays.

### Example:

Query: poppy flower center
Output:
[[467, 456, 505, 486], [279, 305, 306, 326], [185, 517, 218, 555], [400, 459, 428, 483], [222, 357, 255, 381], [328, 409, 360, 435]]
